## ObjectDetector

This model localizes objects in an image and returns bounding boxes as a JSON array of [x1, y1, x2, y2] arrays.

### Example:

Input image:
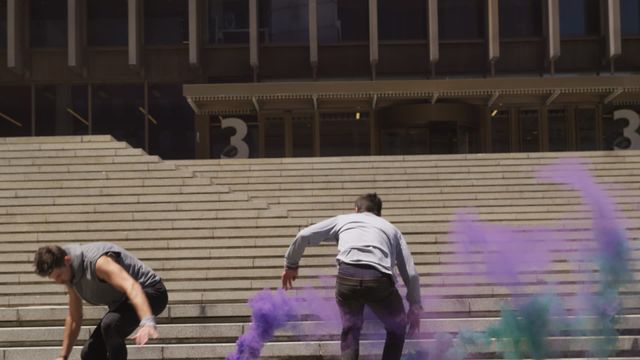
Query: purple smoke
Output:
[[292, 284, 341, 323], [226, 289, 296, 360], [451, 210, 557, 290]]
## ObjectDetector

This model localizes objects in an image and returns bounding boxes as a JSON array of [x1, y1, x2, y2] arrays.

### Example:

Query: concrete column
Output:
[[368, 0, 378, 79], [68, 0, 85, 71], [427, 0, 438, 75], [606, 0, 622, 68], [195, 114, 211, 159], [284, 112, 293, 157], [487, 0, 500, 75], [370, 110, 378, 155], [313, 110, 320, 156], [309, 0, 318, 79], [128, 0, 142, 67], [188, 0, 203, 67], [249, 0, 259, 81], [7, 0, 25, 73], [547, 0, 560, 73]]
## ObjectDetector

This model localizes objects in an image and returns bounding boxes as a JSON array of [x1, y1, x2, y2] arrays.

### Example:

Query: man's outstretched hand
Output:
[[129, 323, 158, 345], [407, 305, 422, 338], [281, 268, 298, 290]]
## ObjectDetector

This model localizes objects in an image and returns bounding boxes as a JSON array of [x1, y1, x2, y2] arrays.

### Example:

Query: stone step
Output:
[[0, 216, 305, 234], [4, 293, 640, 326], [1, 314, 639, 346], [0, 208, 637, 229], [0, 147, 143, 159], [0, 135, 114, 144], [187, 167, 640, 182], [0, 200, 272, 216], [174, 150, 640, 167], [0, 218, 617, 237], [0, 238, 638, 262], [0, 154, 160, 166], [0, 161, 178, 175], [0, 208, 287, 225], [2, 336, 638, 359], [0, 191, 250, 208], [0, 177, 212, 191], [1, 279, 639, 307], [0, 168, 197, 182], [0, 185, 230, 200], [5, 266, 640, 291], [0, 141, 130, 152]]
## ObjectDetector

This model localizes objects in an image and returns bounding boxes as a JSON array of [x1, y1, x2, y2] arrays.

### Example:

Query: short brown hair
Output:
[[355, 193, 382, 216], [34, 245, 67, 277]]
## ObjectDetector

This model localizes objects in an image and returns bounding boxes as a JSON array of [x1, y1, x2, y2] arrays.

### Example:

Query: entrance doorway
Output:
[[378, 103, 482, 155]]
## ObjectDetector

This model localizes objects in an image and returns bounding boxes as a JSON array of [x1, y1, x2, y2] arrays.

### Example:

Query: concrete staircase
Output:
[[0, 135, 638, 359]]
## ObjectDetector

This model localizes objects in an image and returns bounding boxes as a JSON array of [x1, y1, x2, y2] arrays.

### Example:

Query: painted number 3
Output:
[[614, 109, 640, 150], [220, 117, 250, 158]]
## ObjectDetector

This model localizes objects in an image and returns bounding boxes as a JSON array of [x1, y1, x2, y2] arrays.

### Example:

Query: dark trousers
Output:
[[335, 275, 407, 360], [81, 281, 168, 360]]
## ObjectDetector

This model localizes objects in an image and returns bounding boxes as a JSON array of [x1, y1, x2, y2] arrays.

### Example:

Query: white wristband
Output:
[[139, 315, 156, 327]]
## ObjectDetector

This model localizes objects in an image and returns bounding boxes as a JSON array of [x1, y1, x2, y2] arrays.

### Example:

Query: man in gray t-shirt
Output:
[[282, 193, 422, 360], [34, 242, 168, 360]]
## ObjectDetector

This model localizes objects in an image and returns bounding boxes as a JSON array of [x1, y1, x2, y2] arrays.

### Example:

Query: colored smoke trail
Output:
[[226, 289, 296, 360], [538, 158, 633, 357], [452, 211, 557, 290], [404, 158, 633, 360]]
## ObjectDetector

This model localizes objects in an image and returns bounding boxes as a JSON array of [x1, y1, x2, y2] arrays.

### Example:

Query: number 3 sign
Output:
[[220, 117, 250, 159], [613, 109, 640, 150]]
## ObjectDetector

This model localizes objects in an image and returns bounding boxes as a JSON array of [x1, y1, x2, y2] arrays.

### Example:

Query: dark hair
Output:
[[355, 193, 382, 216], [34, 245, 67, 277]]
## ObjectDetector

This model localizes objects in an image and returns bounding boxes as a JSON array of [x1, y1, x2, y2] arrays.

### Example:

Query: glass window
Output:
[[499, 0, 542, 38], [439, 0, 485, 40], [207, 0, 250, 44], [210, 115, 259, 158], [87, 0, 127, 46], [145, 0, 188, 45], [548, 109, 568, 151], [0, 86, 31, 137], [0, 0, 6, 49], [380, 127, 428, 155], [621, 0, 640, 35], [30, 0, 67, 48], [576, 108, 597, 151], [292, 115, 313, 157], [318, 0, 368, 44], [429, 121, 458, 154], [378, 0, 426, 41], [92, 85, 145, 149], [148, 84, 195, 159], [264, 115, 285, 158], [559, 0, 600, 37], [491, 111, 511, 153], [259, 0, 308, 44], [462, 125, 480, 154], [320, 112, 370, 156], [520, 110, 539, 152], [35, 85, 89, 136]]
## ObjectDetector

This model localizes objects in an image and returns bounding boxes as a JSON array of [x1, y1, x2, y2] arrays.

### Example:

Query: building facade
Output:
[[0, 0, 639, 159]]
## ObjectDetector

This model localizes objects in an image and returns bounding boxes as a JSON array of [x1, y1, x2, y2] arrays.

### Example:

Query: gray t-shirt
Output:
[[64, 242, 160, 309]]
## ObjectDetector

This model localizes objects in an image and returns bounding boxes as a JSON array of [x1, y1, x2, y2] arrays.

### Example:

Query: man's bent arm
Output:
[[58, 286, 83, 360], [95, 255, 157, 345], [284, 216, 340, 268], [95, 255, 153, 321], [395, 235, 422, 307]]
